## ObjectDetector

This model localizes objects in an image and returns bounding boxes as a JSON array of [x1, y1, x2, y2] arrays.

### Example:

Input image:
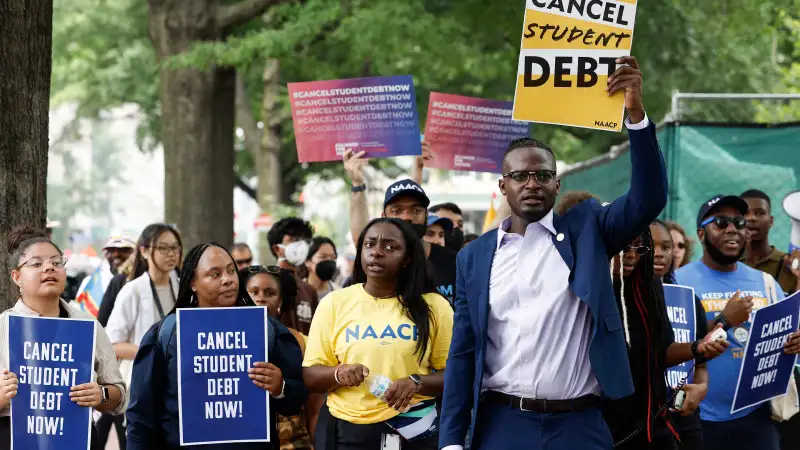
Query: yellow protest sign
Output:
[[512, 0, 638, 132]]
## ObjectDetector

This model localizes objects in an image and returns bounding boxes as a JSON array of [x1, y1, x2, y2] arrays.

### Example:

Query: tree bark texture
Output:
[[0, 0, 53, 309], [148, 0, 235, 250], [258, 59, 284, 210]]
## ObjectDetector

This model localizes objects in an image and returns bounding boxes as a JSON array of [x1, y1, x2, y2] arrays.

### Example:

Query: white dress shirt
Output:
[[482, 212, 600, 399], [442, 114, 648, 450]]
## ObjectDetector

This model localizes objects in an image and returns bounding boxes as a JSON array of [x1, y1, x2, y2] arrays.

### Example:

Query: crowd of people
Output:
[[2, 55, 800, 450]]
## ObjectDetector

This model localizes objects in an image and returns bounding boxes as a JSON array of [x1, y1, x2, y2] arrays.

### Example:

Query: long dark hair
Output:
[[169, 243, 254, 314], [613, 227, 671, 432], [353, 218, 433, 363], [130, 223, 183, 281]]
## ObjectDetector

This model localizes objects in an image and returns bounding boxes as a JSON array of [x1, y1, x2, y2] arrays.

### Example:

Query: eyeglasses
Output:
[[625, 244, 649, 256], [235, 258, 253, 266], [386, 205, 426, 218], [502, 170, 557, 186], [700, 215, 747, 230], [247, 265, 281, 275], [153, 244, 182, 256], [18, 256, 69, 271]]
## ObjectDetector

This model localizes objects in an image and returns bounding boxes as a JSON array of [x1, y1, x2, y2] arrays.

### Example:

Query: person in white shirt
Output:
[[105, 224, 181, 391]]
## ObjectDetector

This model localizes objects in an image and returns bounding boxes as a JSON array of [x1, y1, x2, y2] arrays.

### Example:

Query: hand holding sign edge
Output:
[[249, 361, 284, 397], [784, 330, 800, 355], [69, 382, 103, 407], [607, 55, 644, 123], [0, 369, 18, 408]]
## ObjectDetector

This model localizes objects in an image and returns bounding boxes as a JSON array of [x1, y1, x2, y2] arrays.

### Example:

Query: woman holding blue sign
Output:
[[126, 243, 307, 450], [303, 218, 454, 450], [0, 228, 127, 449]]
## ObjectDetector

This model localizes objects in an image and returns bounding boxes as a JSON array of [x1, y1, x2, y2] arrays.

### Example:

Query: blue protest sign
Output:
[[731, 292, 800, 414], [664, 284, 697, 387], [8, 315, 96, 450], [177, 306, 270, 445]]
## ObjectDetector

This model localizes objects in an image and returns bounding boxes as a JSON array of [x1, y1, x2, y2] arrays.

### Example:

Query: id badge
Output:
[[381, 433, 402, 450]]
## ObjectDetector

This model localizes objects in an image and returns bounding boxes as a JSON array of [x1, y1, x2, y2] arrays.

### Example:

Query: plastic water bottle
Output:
[[366, 374, 392, 401]]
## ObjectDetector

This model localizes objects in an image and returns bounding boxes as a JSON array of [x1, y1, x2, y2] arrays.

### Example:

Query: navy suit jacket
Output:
[[438, 122, 667, 448]]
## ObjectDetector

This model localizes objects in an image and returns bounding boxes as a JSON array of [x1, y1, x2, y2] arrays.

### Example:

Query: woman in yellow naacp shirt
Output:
[[303, 218, 454, 450]]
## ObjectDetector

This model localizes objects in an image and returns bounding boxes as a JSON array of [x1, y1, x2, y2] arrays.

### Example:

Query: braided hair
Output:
[[169, 243, 255, 314], [612, 227, 672, 442]]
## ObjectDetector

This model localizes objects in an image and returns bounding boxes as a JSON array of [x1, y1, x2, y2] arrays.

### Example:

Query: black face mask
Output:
[[411, 223, 428, 240], [446, 228, 465, 251], [315, 260, 338, 282]]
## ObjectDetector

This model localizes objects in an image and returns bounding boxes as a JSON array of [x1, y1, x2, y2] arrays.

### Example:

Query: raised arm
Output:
[[439, 252, 477, 449], [344, 149, 370, 241], [593, 56, 668, 255]]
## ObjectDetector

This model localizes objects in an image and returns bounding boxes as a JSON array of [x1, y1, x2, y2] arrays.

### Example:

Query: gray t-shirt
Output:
[[154, 284, 175, 321]]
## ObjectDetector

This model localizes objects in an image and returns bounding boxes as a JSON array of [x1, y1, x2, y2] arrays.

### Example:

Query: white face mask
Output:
[[279, 240, 310, 266]]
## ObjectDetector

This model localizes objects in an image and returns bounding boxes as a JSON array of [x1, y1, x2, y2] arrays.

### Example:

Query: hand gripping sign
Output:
[[512, 0, 639, 131]]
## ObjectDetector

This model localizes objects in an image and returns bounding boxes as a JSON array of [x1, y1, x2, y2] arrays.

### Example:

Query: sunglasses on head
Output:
[[700, 215, 746, 230], [247, 265, 281, 275]]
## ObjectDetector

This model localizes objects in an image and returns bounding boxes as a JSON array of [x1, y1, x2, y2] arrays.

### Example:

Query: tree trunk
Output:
[[258, 59, 284, 209], [148, 0, 235, 250], [0, 0, 52, 309]]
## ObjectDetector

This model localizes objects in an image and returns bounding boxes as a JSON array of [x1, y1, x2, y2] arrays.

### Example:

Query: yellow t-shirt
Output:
[[302, 284, 454, 424]]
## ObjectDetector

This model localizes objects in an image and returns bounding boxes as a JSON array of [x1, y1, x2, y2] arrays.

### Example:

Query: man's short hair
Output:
[[430, 202, 463, 216], [267, 217, 314, 257], [740, 189, 771, 208], [554, 191, 600, 216], [229, 242, 251, 253], [502, 137, 555, 172]]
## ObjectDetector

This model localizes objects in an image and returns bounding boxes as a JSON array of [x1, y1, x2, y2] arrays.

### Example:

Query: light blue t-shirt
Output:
[[675, 261, 784, 422]]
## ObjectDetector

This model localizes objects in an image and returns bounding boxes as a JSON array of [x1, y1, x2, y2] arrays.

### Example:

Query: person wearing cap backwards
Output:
[[674, 195, 800, 450], [343, 154, 458, 304], [424, 215, 453, 248], [439, 56, 669, 450]]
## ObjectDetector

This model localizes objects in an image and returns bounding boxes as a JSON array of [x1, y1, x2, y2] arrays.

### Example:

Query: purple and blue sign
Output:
[[288, 75, 422, 163]]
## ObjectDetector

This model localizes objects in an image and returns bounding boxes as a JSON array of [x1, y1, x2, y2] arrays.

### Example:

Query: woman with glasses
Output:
[[303, 218, 454, 450], [105, 223, 182, 398], [0, 227, 126, 448], [604, 228, 728, 450], [304, 237, 341, 300], [244, 265, 324, 449], [126, 243, 307, 449]]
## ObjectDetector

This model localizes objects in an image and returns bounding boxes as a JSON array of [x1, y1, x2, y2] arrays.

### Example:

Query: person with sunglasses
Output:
[[230, 243, 254, 271], [674, 195, 800, 450], [243, 265, 325, 449], [0, 227, 126, 448]]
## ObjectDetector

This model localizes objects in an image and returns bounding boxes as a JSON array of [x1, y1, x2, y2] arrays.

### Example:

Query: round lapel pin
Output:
[[556, 233, 564, 242]]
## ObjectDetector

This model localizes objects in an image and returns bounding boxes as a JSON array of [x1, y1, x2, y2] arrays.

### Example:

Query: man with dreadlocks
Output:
[[604, 227, 729, 450]]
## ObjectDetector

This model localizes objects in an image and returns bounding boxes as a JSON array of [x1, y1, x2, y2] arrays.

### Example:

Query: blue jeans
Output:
[[701, 406, 779, 450], [472, 403, 612, 450]]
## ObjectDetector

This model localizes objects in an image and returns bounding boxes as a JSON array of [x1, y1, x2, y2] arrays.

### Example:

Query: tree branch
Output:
[[234, 174, 257, 200], [235, 73, 262, 156], [218, 0, 283, 31]]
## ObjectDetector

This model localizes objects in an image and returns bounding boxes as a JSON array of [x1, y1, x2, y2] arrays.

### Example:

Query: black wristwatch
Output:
[[690, 340, 702, 359], [351, 184, 367, 193], [409, 374, 422, 386], [100, 386, 109, 405], [714, 313, 732, 331]]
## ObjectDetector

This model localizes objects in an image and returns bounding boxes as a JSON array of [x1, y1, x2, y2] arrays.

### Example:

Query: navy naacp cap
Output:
[[696, 194, 749, 228], [384, 179, 430, 208]]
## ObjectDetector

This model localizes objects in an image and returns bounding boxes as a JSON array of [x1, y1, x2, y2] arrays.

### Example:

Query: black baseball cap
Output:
[[696, 194, 749, 228], [384, 179, 430, 209]]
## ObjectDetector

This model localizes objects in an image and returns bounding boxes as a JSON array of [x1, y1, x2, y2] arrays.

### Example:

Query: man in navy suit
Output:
[[439, 56, 668, 450]]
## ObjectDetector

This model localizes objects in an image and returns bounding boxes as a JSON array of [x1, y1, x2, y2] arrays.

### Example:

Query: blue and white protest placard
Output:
[[177, 306, 270, 445], [731, 292, 800, 414], [8, 315, 96, 450], [664, 284, 697, 387]]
